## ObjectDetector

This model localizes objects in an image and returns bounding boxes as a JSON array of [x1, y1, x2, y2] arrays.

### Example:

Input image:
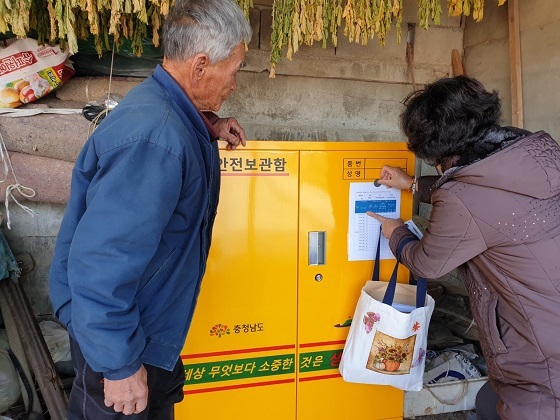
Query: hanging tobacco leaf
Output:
[[0, 0, 506, 74]]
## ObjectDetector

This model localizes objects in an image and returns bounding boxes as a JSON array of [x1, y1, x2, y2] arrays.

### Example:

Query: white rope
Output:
[[434, 307, 478, 335], [0, 131, 36, 229], [87, 41, 116, 137], [423, 358, 469, 406], [107, 41, 115, 103], [464, 318, 476, 335], [424, 378, 469, 405], [87, 108, 110, 137]]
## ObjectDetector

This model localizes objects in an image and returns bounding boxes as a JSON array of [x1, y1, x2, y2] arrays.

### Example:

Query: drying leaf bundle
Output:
[[0, 0, 171, 56], [447, 0, 506, 22], [269, 0, 506, 77], [0, 0, 507, 78]]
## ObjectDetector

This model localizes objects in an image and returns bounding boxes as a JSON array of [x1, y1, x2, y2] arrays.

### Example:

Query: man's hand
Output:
[[214, 117, 247, 150], [376, 165, 413, 191], [104, 365, 148, 415], [366, 212, 404, 239]]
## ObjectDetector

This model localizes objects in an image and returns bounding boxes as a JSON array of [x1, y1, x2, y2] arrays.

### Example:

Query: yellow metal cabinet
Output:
[[176, 141, 415, 420]]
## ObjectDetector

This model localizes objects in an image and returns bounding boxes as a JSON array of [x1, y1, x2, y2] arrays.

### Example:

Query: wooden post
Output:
[[451, 49, 465, 76], [508, 0, 523, 128], [406, 24, 417, 92]]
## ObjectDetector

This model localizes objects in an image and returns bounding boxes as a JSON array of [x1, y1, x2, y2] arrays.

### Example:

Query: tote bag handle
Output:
[[371, 226, 428, 309]]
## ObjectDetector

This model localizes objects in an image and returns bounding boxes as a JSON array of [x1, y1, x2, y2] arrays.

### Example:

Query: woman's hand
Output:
[[366, 212, 404, 239], [376, 165, 413, 191]]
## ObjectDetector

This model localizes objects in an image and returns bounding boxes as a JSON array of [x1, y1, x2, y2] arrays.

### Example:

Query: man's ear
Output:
[[192, 53, 210, 81]]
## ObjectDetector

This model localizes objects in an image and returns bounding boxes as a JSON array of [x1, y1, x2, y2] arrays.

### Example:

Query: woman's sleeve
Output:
[[416, 175, 439, 204], [390, 187, 487, 279]]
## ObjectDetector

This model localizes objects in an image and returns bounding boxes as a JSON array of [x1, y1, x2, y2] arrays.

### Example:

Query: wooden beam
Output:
[[406, 43, 417, 91], [508, 0, 523, 128], [451, 49, 465, 76]]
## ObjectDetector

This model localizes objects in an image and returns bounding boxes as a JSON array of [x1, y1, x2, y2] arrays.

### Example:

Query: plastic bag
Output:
[[428, 320, 464, 350], [424, 349, 482, 384], [0, 38, 75, 108], [39, 320, 73, 377], [431, 294, 479, 341], [0, 330, 21, 413], [39, 320, 71, 364]]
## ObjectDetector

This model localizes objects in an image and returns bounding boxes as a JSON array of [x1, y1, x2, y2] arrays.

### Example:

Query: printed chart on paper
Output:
[[348, 182, 401, 261]]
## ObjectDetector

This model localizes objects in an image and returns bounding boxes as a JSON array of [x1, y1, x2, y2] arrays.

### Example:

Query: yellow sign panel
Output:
[[220, 154, 289, 174], [343, 158, 409, 180]]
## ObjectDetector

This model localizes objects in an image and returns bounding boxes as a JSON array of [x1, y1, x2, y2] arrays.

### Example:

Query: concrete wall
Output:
[[0, 0, 465, 316], [2, 204, 66, 313], [463, 0, 560, 140], [227, 0, 463, 141]]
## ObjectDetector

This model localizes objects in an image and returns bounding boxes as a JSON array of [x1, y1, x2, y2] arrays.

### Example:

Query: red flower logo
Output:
[[412, 321, 420, 332], [210, 324, 230, 338]]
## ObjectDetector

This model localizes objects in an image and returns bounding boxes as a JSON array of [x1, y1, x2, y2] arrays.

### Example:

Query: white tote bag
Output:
[[339, 235, 435, 391]]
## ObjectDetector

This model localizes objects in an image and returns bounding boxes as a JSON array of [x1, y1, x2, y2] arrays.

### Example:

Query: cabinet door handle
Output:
[[308, 231, 326, 265]]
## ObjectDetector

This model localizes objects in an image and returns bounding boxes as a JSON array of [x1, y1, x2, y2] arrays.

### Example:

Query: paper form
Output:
[[348, 182, 401, 261]]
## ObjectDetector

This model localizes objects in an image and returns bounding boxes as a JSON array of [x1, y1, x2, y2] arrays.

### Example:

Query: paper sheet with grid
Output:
[[348, 182, 401, 261]]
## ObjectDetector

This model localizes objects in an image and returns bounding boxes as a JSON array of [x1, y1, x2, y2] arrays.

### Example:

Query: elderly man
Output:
[[48, 0, 251, 418]]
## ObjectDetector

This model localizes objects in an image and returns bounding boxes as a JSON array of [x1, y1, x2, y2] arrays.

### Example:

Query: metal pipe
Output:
[[0, 279, 68, 419], [0, 288, 42, 415]]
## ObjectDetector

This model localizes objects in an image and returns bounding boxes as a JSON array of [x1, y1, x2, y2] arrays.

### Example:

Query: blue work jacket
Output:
[[49, 65, 220, 380]]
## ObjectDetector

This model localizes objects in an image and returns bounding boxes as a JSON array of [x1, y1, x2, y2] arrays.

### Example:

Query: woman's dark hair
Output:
[[400, 76, 501, 166]]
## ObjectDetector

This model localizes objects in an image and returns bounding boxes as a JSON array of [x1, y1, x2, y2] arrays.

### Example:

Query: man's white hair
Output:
[[162, 0, 252, 63]]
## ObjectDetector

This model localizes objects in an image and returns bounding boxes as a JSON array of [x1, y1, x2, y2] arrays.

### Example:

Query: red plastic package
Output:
[[0, 38, 75, 108]]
